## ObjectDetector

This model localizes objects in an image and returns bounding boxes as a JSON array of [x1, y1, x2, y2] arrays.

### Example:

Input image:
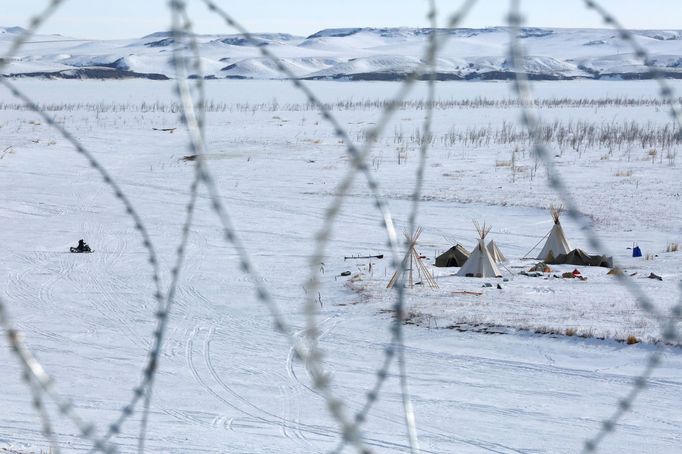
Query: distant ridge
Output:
[[1, 26, 681, 80]]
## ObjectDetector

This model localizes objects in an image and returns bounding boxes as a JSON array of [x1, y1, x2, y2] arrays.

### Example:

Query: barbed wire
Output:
[[0, 76, 176, 453], [135, 6, 206, 452], [0, 0, 679, 452], [26, 369, 61, 454], [167, 2, 377, 451], [506, 1, 681, 452], [197, 1, 409, 450], [0, 3, 181, 452], [0, 296, 114, 452], [0, 0, 64, 75], [198, 2, 490, 451], [398, 2, 437, 450]]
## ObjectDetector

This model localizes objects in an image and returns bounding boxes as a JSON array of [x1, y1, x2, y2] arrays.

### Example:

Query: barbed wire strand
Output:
[[133, 14, 206, 454], [576, 0, 682, 451], [0, 4, 188, 451], [164, 2, 377, 452], [507, 1, 679, 333], [133, 5, 206, 454], [329, 4, 478, 453], [0, 76, 180, 453], [0, 76, 175, 453], [0, 0, 65, 75], [196, 1, 414, 450], [171, 1, 475, 450], [197, 2, 480, 450], [26, 371, 61, 454], [582, 0, 682, 127], [0, 304, 113, 452], [0, 4, 74, 451], [506, 2, 681, 453], [396, 2, 438, 451]]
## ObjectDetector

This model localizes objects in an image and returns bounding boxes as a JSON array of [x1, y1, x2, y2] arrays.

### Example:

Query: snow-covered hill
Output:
[[2, 26, 682, 80]]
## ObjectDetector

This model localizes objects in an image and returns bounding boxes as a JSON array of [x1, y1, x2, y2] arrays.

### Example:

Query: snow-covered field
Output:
[[0, 79, 680, 453]]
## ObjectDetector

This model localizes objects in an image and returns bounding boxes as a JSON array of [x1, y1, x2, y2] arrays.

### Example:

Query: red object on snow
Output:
[[572, 268, 581, 276]]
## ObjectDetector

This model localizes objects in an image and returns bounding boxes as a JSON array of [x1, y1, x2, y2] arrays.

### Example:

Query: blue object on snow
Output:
[[633, 246, 642, 257]]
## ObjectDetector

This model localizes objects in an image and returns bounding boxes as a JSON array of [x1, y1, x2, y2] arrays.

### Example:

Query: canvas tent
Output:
[[537, 205, 572, 261], [435, 244, 470, 267], [546, 248, 613, 268], [457, 222, 502, 278], [486, 240, 506, 263]]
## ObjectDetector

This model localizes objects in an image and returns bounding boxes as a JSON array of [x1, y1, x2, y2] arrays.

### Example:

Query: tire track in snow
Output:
[[85, 274, 147, 349], [314, 320, 681, 391], [286, 315, 586, 453], [175, 278, 312, 441], [283, 318, 486, 452], [186, 325, 430, 452], [202, 326, 304, 443]]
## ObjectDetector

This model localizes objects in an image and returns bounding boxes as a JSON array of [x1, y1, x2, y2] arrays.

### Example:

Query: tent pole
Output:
[[523, 229, 550, 258]]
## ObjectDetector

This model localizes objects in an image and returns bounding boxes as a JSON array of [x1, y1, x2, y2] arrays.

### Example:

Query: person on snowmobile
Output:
[[77, 239, 88, 252]]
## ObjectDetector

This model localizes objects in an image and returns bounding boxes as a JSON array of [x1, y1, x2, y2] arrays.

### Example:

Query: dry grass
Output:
[[527, 325, 596, 339], [577, 328, 595, 338], [614, 169, 633, 177]]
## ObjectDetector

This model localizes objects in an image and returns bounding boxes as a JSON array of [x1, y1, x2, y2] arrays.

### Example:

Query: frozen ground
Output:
[[0, 79, 680, 453]]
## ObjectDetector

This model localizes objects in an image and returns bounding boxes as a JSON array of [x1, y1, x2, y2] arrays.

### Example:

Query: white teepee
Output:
[[387, 227, 439, 289], [457, 222, 502, 278], [537, 205, 572, 261], [486, 239, 506, 263]]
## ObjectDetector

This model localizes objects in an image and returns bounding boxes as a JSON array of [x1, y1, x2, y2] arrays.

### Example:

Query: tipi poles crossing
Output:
[[387, 228, 438, 289]]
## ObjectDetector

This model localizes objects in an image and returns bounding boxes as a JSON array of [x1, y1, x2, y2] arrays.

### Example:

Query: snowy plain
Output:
[[0, 78, 680, 453]]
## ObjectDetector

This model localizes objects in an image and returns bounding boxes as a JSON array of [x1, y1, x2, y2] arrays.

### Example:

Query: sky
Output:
[[3, 0, 682, 39]]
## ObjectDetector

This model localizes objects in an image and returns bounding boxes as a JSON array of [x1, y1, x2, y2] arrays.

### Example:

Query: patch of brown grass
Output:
[[626, 335, 640, 345]]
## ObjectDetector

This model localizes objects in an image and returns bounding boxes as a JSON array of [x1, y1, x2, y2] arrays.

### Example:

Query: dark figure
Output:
[[71, 239, 91, 253]]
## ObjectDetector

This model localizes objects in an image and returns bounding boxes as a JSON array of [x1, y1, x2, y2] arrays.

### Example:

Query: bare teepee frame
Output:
[[387, 227, 439, 289], [550, 204, 563, 225], [473, 220, 492, 240]]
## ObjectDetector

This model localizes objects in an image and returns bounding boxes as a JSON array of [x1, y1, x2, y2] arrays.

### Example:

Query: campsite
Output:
[[1, 4, 682, 448], [0, 76, 679, 452]]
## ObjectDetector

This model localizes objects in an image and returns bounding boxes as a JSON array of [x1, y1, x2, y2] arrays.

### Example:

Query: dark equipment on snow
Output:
[[70, 239, 93, 253], [545, 248, 612, 268], [344, 254, 384, 260]]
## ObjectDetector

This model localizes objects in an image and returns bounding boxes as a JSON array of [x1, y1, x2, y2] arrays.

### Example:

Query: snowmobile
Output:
[[70, 245, 93, 253], [70, 239, 93, 253]]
